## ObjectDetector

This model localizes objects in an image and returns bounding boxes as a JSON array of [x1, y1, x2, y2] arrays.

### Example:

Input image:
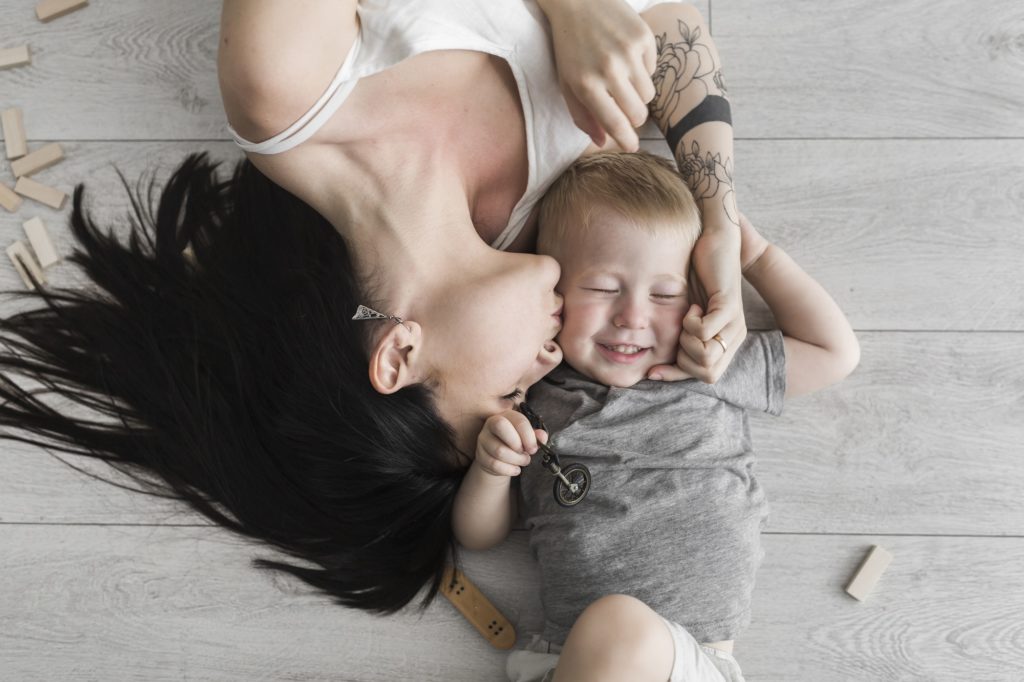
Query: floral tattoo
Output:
[[651, 20, 738, 226], [651, 21, 720, 125], [677, 140, 736, 226]]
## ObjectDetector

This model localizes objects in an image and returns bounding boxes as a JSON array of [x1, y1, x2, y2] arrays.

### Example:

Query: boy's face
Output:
[[552, 208, 693, 388]]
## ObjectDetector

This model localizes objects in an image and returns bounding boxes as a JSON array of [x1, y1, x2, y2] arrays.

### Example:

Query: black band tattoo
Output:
[[665, 95, 732, 159], [651, 19, 738, 226]]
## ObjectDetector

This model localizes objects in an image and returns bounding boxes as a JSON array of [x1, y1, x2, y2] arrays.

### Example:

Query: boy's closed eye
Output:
[[581, 287, 686, 301]]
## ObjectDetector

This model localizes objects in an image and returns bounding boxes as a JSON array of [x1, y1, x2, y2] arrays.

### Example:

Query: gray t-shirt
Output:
[[518, 330, 786, 645]]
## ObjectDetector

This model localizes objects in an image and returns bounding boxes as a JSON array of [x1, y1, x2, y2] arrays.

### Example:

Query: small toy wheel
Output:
[[553, 463, 591, 507]]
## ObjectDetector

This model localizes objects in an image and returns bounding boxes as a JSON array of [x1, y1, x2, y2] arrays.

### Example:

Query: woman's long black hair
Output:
[[0, 152, 467, 613]]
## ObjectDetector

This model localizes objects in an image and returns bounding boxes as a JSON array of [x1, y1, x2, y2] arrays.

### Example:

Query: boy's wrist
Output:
[[470, 457, 515, 486], [742, 242, 777, 278]]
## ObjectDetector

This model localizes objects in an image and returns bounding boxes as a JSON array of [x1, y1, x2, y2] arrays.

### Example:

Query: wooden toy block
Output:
[[14, 176, 67, 210], [0, 182, 23, 212], [23, 217, 60, 268], [440, 565, 516, 650], [6, 241, 47, 290], [2, 108, 28, 160], [11, 142, 63, 178], [36, 0, 88, 22], [0, 45, 31, 70], [845, 544, 893, 601]]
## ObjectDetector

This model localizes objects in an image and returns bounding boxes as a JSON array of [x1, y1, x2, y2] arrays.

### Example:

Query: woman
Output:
[[0, 0, 743, 616]]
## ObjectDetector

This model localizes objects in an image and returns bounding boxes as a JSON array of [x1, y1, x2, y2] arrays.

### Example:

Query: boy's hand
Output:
[[738, 212, 771, 273], [474, 409, 549, 478]]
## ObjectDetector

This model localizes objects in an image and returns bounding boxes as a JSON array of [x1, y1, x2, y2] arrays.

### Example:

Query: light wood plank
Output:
[[2, 139, 1022, 331], [3, 329, 1022, 535], [0, 141, 1020, 535], [752, 331, 1024, 537], [7, 0, 1018, 140], [641, 137, 1024, 331], [713, 0, 1024, 138], [0, 0, 707, 143], [2, 526, 1022, 680], [0, 1, 222, 141]]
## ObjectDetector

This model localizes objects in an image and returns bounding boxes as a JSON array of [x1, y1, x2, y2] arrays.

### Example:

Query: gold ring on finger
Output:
[[712, 334, 728, 353]]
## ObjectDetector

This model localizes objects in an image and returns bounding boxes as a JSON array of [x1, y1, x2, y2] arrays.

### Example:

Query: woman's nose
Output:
[[539, 254, 561, 289]]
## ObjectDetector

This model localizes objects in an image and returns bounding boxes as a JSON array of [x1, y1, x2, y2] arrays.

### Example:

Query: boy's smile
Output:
[[553, 208, 695, 388]]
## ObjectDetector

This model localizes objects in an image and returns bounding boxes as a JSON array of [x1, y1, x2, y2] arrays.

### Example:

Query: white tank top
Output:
[[227, 0, 677, 250]]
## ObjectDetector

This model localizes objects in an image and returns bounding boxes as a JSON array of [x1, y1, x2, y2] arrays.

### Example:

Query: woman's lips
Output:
[[551, 306, 563, 330], [596, 343, 650, 365]]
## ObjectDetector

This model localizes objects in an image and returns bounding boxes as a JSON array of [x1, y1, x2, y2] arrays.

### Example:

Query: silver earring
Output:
[[352, 304, 412, 332]]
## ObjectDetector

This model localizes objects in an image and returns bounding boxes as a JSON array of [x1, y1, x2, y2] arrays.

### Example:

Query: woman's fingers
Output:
[[646, 303, 747, 383], [630, 67, 657, 106], [578, 82, 641, 152], [563, 84, 607, 148], [646, 363, 693, 382], [608, 71, 651, 129]]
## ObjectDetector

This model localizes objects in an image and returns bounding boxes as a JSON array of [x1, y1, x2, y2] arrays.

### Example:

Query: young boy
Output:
[[452, 151, 860, 682]]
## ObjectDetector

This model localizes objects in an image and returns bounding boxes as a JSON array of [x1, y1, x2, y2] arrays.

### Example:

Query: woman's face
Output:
[[424, 250, 564, 457]]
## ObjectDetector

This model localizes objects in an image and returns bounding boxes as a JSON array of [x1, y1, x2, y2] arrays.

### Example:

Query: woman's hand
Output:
[[646, 222, 747, 383], [474, 409, 548, 478], [537, 0, 658, 152]]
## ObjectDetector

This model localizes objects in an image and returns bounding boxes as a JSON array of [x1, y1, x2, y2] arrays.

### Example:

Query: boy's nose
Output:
[[612, 299, 649, 329]]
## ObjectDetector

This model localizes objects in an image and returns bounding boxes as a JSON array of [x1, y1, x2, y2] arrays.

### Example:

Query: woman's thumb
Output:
[[647, 364, 693, 382]]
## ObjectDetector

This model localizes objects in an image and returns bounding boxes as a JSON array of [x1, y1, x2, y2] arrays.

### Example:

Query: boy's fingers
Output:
[[489, 417, 524, 452], [510, 413, 539, 453], [496, 445, 533, 468], [493, 461, 521, 477], [478, 452, 519, 478]]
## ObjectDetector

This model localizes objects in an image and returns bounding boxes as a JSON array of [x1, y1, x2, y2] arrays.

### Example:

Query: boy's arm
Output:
[[452, 410, 541, 551], [740, 216, 861, 399], [452, 462, 517, 552]]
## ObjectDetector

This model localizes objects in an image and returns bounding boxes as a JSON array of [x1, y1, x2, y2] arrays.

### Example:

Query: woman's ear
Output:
[[368, 321, 426, 394]]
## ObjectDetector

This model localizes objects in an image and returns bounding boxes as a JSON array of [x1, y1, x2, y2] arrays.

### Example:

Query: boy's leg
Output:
[[551, 594, 675, 682]]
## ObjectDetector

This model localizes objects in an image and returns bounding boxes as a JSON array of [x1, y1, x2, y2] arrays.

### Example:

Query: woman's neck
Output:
[[325, 137, 487, 318]]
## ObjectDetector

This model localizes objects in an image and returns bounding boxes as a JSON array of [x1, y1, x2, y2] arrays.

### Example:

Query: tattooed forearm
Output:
[[649, 17, 738, 228], [677, 139, 735, 224]]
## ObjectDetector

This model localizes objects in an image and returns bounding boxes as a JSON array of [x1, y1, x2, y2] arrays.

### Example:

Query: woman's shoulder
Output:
[[218, 0, 360, 144]]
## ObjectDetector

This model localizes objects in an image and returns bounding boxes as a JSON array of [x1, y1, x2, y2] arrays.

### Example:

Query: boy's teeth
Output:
[[604, 344, 644, 354]]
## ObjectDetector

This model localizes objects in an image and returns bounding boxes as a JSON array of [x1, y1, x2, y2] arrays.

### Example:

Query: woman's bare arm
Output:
[[218, 0, 359, 142], [640, 3, 747, 385], [641, 3, 736, 231]]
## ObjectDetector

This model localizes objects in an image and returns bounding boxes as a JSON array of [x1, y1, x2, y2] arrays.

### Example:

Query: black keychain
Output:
[[516, 402, 591, 507]]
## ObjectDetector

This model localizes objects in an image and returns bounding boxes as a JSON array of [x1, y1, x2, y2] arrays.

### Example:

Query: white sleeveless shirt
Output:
[[227, 0, 677, 250]]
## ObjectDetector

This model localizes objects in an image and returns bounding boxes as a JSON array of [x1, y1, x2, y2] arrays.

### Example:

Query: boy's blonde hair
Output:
[[536, 150, 702, 261]]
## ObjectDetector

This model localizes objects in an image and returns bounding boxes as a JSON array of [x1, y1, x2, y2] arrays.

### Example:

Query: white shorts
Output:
[[506, 616, 746, 682]]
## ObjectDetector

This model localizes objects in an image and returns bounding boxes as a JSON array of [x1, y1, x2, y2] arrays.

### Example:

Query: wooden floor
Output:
[[2, 1, 1022, 680]]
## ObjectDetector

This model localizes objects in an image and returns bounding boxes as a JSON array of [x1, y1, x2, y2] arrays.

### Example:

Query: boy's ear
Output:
[[368, 321, 426, 395]]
